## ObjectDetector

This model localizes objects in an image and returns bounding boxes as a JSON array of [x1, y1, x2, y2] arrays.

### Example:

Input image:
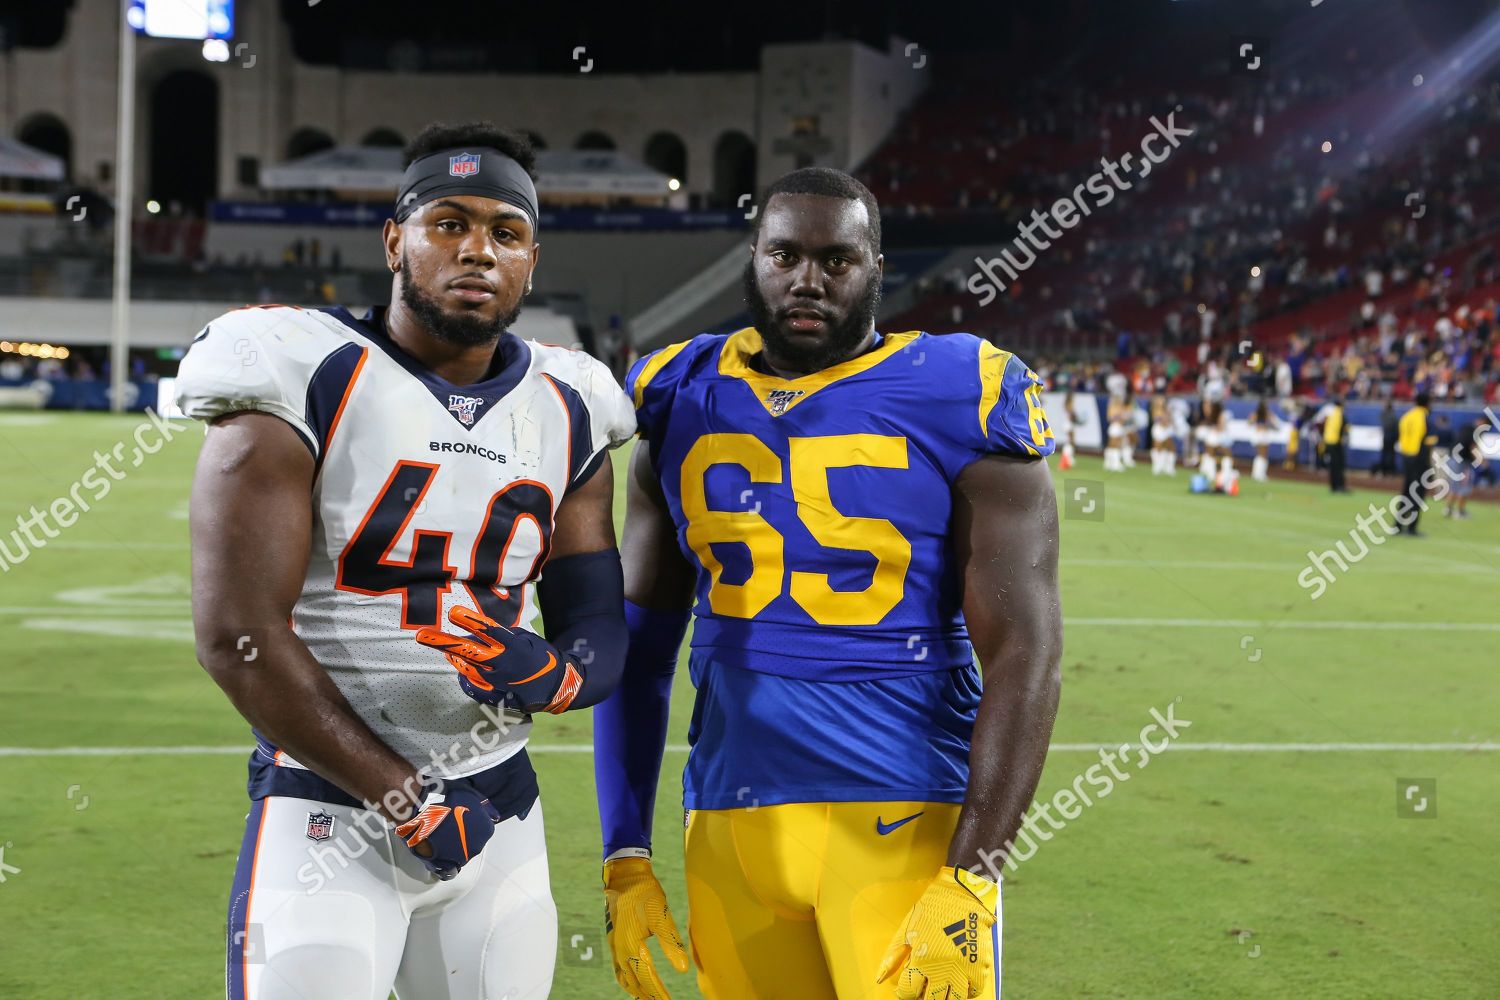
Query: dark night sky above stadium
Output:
[[0, 0, 1493, 74], [282, 0, 1497, 74]]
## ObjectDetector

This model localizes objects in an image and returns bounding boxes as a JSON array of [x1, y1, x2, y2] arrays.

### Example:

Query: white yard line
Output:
[[27, 540, 188, 550], [0, 607, 1490, 633], [1061, 558, 1469, 574], [1, 742, 1496, 757], [1068, 618, 1500, 631], [0, 606, 189, 615]]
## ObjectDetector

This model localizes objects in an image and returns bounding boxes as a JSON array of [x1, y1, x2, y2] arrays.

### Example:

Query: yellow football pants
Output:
[[683, 801, 1000, 1000]]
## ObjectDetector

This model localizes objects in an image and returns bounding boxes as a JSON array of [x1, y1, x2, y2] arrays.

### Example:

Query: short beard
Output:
[[743, 260, 882, 373], [399, 256, 521, 347]]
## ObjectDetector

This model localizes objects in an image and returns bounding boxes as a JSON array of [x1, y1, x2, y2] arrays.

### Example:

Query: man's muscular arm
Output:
[[531, 456, 629, 710], [596, 442, 696, 855], [594, 443, 695, 998], [190, 411, 421, 822], [946, 453, 1062, 874], [551, 454, 619, 559], [622, 444, 696, 611]]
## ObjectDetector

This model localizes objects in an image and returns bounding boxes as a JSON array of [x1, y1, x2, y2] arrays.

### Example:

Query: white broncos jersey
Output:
[[175, 305, 635, 779]]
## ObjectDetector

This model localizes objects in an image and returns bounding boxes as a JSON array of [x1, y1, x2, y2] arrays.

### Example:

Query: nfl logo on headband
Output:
[[449, 153, 480, 177]]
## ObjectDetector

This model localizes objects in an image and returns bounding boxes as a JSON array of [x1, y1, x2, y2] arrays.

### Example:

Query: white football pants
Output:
[[226, 796, 555, 999]]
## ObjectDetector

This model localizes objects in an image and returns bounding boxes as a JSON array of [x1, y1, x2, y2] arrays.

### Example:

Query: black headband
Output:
[[394, 147, 539, 231]]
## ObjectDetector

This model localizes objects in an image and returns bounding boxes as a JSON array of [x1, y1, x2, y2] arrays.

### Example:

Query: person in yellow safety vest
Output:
[[1396, 391, 1437, 536], [1323, 395, 1350, 493]]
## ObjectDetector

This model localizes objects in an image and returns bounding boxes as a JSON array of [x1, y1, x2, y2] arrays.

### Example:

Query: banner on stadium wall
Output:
[[0, 193, 58, 215], [210, 201, 746, 231], [1042, 391, 1102, 449], [0, 377, 160, 413], [1221, 398, 1294, 454]]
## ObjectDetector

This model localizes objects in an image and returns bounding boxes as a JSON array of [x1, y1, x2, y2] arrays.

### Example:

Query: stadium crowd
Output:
[[867, 46, 1500, 406]]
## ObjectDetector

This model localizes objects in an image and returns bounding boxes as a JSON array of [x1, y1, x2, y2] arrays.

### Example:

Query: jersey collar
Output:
[[717, 326, 921, 417], [319, 306, 533, 430]]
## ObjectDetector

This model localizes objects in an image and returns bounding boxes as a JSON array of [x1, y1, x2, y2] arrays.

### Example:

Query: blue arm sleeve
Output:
[[535, 549, 627, 711], [593, 599, 691, 859]]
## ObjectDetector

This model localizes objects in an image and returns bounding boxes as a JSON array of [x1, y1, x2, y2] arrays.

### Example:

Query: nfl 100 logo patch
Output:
[[305, 811, 335, 843], [449, 153, 480, 177], [448, 393, 485, 426], [766, 388, 805, 416]]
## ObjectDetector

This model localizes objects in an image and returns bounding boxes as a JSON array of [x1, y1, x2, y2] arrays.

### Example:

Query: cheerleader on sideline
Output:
[[1209, 399, 1234, 483], [1057, 387, 1079, 470], [1249, 397, 1281, 481], [1105, 390, 1134, 471], [1196, 399, 1222, 480], [1151, 396, 1178, 475]]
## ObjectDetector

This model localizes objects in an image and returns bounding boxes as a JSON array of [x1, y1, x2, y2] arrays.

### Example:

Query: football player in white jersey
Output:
[[176, 123, 635, 1000]]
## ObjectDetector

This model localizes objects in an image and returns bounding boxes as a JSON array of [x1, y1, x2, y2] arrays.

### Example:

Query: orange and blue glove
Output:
[[415, 605, 584, 715], [394, 778, 502, 880], [877, 866, 999, 999], [603, 856, 690, 999]]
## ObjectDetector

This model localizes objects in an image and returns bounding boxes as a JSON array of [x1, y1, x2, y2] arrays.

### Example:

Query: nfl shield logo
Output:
[[448, 393, 484, 426], [766, 388, 805, 416], [305, 811, 335, 843], [449, 153, 480, 177]]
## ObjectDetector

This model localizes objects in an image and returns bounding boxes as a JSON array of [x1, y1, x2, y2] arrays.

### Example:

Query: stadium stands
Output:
[[858, 48, 1500, 405]]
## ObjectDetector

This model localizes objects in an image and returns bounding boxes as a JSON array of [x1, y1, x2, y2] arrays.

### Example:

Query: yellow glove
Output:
[[603, 856, 690, 999], [876, 866, 998, 1000]]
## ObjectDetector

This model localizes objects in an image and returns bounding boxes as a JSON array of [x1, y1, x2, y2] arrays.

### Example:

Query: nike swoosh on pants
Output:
[[875, 811, 924, 835]]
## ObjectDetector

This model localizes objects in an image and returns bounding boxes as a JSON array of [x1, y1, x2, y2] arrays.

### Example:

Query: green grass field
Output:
[[0, 411, 1496, 999]]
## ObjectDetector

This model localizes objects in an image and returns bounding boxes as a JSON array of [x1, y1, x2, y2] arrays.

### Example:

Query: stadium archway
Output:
[[362, 127, 404, 148], [575, 131, 616, 151], [286, 127, 335, 159], [16, 112, 71, 183], [148, 69, 218, 213], [643, 131, 687, 183], [713, 131, 755, 207]]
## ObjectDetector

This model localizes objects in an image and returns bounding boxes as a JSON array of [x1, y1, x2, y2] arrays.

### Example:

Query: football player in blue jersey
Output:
[[593, 167, 1063, 1000]]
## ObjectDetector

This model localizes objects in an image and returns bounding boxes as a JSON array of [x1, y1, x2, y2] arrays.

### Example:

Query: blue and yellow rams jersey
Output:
[[629, 327, 1053, 683]]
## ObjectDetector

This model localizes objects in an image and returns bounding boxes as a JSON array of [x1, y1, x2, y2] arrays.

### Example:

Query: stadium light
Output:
[[1321, 140, 1333, 153], [202, 38, 230, 62], [146, 200, 161, 214], [127, 0, 235, 40], [1251, 266, 1262, 277], [668, 177, 681, 191]]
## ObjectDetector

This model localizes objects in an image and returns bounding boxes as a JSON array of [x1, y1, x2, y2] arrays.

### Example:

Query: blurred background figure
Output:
[[1249, 396, 1280, 482], [1397, 391, 1436, 534], [1150, 394, 1177, 475], [1443, 413, 1484, 519], [1373, 400, 1401, 477], [1322, 393, 1350, 492]]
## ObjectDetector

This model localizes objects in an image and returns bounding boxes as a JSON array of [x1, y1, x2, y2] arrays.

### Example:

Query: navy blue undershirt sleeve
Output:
[[535, 549, 628, 711], [593, 599, 691, 858]]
